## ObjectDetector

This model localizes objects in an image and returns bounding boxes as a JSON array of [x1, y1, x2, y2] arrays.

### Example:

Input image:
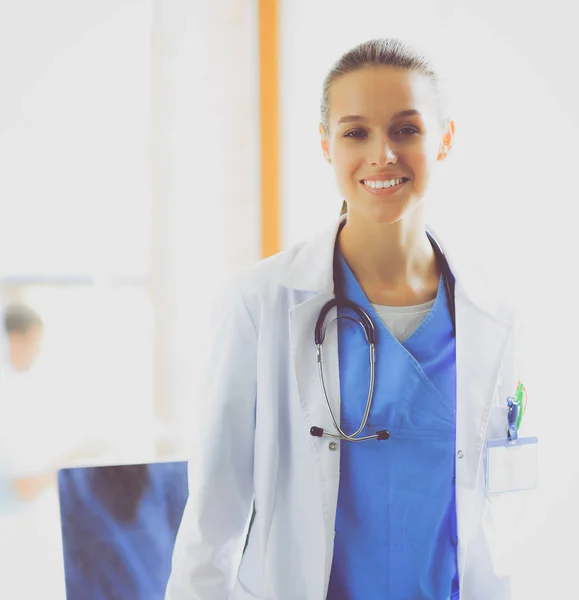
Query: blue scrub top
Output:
[[59, 462, 189, 600], [327, 243, 459, 600]]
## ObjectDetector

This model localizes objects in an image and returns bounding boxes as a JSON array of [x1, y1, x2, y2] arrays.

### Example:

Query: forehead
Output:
[[327, 66, 437, 125]]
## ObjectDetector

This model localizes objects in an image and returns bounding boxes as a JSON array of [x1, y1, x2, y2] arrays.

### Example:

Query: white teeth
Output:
[[363, 178, 405, 189]]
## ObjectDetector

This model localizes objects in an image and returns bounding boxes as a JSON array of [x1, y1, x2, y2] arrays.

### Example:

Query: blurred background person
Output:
[[2, 302, 44, 373], [0, 303, 56, 503], [0, 304, 54, 506], [0, 302, 67, 598], [0, 301, 106, 598], [58, 461, 189, 600]]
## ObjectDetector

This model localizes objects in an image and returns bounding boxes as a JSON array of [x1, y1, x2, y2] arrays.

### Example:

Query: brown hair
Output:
[[3, 303, 43, 335], [320, 38, 449, 216]]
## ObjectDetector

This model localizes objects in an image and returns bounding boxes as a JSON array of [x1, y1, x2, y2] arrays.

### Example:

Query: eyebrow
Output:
[[337, 109, 421, 124]]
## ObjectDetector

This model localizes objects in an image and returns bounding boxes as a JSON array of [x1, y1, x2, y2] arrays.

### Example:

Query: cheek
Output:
[[410, 148, 437, 182], [413, 154, 428, 177], [332, 144, 363, 180]]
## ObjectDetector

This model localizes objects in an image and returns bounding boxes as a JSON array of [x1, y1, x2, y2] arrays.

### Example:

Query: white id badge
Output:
[[485, 437, 538, 495]]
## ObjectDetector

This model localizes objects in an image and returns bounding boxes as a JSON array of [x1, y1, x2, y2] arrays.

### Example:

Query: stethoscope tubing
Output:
[[316, 335, 376, 441], [310, 229, 455, 443]]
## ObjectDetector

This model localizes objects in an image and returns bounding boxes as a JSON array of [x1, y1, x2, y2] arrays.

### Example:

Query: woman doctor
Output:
[[166, 38, 531, 600]]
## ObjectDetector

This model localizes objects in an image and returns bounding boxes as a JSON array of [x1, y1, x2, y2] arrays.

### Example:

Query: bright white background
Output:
[[0, 0, 576, 597]]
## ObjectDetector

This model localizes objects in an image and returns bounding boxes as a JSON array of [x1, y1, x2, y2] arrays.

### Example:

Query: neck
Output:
[[337, 210, 439, 297]]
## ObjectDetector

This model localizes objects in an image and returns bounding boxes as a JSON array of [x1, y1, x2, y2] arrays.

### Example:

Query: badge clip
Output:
[[506, 396, 520, 441]]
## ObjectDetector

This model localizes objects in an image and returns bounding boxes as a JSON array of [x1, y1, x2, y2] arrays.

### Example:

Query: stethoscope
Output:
[[309, 229, 456, 443]]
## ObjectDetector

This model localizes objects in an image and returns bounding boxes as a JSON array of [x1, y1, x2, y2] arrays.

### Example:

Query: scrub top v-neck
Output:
[[326, 240, 460, 600]]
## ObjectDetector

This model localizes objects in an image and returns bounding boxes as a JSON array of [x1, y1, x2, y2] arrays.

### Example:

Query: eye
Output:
[[396, 126, 420, 135], [343, 129, 367, 139]]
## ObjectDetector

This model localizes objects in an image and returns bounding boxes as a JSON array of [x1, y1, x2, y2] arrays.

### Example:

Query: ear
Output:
[[319, 123, 331, 163], [437, 119, 455, 161]]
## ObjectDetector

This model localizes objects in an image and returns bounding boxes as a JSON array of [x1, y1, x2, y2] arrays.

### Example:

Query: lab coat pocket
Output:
[[482, 436, 538, 578]]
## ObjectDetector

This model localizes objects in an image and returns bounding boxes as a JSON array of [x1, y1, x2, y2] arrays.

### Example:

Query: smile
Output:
[[360, 177, 409, 195]]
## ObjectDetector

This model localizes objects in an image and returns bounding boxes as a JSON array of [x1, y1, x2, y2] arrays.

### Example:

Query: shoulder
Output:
[[448, 243, 518, 330], [429, 222, 519, 329], [237, 238, 308, 293], [218, 236, 312, 315], [199, 236, 313, 341]]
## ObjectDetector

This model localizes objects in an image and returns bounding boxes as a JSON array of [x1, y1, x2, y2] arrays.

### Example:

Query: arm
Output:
[[11, 470, 57, 501], [165, 279, 258, 600]]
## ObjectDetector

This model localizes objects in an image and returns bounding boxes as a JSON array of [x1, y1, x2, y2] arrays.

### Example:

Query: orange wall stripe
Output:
[[259, 0, 280, 258]]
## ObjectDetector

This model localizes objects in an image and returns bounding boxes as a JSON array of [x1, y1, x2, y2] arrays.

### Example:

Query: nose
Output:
[[369, 134, 397, 167]]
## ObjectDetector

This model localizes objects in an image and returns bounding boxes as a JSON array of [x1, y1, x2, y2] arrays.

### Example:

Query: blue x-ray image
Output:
[[58, 461, 188, 600]]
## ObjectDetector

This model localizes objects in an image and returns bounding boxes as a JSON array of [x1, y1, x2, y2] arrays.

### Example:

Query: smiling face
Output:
[[320, 66, 454, 225]]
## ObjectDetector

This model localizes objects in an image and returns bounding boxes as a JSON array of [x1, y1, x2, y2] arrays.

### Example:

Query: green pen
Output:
[[515, 382, 524, 430]]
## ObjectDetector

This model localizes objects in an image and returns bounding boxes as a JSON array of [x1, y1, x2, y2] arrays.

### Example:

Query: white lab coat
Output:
[[166, 216, 534, 600], [0, 358, 67, 600]]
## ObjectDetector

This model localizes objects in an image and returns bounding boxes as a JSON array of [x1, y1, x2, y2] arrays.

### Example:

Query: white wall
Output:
[[0, 0, 262, 457], [279, 1, 579, 596], [150, 0, 261, 452], [0, 0, 153, 279], [0, 1, 158, 463]]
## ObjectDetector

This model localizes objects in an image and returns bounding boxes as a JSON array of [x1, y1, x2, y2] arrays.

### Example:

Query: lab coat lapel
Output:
[[285, 220, 345, 592], [454, 290, 510, 489], [284, 219, 344, 480], [453, 288, 510, 564], [434, 223, 514, 492], [283, 219, 341, 482], [289, 292, 342, 480], [431, 223, 515, 570]]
